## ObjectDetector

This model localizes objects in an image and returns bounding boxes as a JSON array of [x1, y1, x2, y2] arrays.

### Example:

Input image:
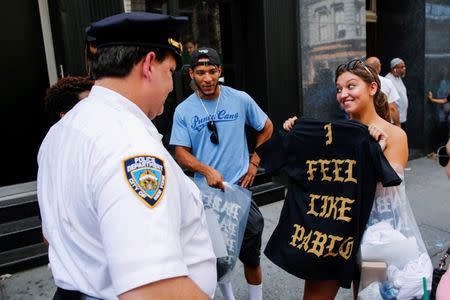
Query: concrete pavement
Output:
[[1, 157, 449, 300]]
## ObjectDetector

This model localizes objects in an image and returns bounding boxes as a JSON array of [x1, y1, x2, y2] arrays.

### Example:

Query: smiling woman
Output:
[[335, 59, 391, 123], [334, 58, 408, 172], [278, 58, 410, 300]]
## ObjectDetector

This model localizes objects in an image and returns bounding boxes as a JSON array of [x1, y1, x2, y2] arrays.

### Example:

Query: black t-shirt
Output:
[[256, 118, 401, 288]]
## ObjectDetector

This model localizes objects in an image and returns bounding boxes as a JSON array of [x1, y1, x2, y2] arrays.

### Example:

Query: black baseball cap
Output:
[[190, 47, 221, 68], [86, 12, 188, 70]]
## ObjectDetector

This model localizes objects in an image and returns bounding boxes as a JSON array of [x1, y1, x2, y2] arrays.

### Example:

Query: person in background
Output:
[[185, 38, 198, 56], [181, 38, 199, 95], [181, 37, 198, 65], [436, 138, 450, 300], [44, 76, 93, 125], [428, 90, 450, 158], [41, 76, 93, 247], [170, 47, 273, 300], [385, 58, 409, 131], [365, 56, 400, 126], [281, 59, 408, 299], [38, 12, 216, 300]]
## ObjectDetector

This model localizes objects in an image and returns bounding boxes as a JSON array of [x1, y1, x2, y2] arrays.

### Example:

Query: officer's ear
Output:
[[189, 67, 194, 80], [142, 51, 157, 81]]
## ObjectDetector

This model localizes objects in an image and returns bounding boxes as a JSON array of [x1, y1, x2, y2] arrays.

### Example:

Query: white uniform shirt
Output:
[[385, 73, 408, 123], [379, 75, 400, 104], [37, 86, 217, 299]]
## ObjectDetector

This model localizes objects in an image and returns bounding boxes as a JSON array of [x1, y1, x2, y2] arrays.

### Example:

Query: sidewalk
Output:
[[1, 157, 449, 300]]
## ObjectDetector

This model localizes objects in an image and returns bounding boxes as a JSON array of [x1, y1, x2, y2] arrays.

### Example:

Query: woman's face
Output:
[[335, 71, 376, 117]]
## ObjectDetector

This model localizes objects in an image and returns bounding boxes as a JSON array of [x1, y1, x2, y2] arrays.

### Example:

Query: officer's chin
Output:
[[155, 107, 164, 119], [147, 106, 164, 120]]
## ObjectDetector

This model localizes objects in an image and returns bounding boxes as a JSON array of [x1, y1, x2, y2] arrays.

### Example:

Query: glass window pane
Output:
[[126, 0, 232, 146]]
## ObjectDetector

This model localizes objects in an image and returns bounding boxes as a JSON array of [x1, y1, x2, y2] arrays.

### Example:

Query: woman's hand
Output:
[[368, 124, 388, 151], [427, 91, 433, 102], [283, 116, 298, 132]]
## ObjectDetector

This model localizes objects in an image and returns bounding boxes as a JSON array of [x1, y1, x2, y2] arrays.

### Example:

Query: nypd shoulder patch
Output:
[[123, 155, 166, 208]]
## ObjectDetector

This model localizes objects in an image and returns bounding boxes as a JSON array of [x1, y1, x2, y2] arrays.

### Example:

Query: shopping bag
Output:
[[204, 208, 228, 258], [194, 178, 251, 282], [359, 175, 433, 300]]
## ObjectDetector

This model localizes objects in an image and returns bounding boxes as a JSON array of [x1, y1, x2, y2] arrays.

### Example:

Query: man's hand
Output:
[[205, 166, 225, 191], [240, 162, 258, 188], [175, 146, 224, 190]]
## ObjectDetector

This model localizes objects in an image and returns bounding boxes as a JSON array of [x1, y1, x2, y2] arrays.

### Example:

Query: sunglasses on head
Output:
[[207, 120, 219, 145], [336, 59, 374, 81], [437, 145, 449, 167]]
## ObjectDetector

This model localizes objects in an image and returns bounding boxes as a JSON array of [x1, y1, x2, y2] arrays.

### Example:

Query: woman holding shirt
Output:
[[281, 59, 409, 299]]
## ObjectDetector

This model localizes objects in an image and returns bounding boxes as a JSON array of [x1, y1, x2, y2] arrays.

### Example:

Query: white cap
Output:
[[390, 58, 403, 68]]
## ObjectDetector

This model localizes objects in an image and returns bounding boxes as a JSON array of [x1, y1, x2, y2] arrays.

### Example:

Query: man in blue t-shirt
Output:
[[170, 47, 273, 300]]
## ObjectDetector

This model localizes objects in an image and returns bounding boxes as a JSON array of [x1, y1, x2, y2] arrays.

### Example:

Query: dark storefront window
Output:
[[128, 0, 232, 146]]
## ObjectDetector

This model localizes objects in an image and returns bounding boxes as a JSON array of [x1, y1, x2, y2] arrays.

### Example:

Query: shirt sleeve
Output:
[[244, 93, 268, 131], [93, 147, 188, 295], [256, 130, 292, 173], [369, 140, 402, 187], [169, 106, 192, 147]]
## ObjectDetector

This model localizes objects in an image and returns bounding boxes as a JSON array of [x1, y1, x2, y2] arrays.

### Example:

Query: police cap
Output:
[[86, 12, 188, 70]]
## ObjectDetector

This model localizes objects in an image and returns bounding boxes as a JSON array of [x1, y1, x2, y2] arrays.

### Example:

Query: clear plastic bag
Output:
[[359, 169, 433, 300], [194, 179, 251, 282]]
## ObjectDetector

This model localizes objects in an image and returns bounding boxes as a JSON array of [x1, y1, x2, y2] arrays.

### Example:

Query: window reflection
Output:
[[125, 0, 227, 146], [334, 5, 345, 39], [425, 3, 450, 100], [300, 0, 366, 119]]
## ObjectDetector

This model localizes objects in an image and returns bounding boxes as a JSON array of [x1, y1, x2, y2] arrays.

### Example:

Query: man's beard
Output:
[[196, 80, 219, 97]]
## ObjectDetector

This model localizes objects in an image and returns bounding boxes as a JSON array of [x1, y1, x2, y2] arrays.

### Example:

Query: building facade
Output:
[[300, 0, 366, 120], [1, 0, 449, 186]]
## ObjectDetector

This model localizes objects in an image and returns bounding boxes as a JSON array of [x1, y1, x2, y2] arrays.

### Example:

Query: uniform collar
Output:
[[89, 85, 163, 141]]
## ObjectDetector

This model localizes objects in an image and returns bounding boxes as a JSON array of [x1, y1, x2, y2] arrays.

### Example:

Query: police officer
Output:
[[37, 12, 216, 299]]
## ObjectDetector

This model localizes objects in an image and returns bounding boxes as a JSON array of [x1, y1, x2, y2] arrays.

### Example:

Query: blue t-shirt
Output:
[[170, 85, 268, 184]]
